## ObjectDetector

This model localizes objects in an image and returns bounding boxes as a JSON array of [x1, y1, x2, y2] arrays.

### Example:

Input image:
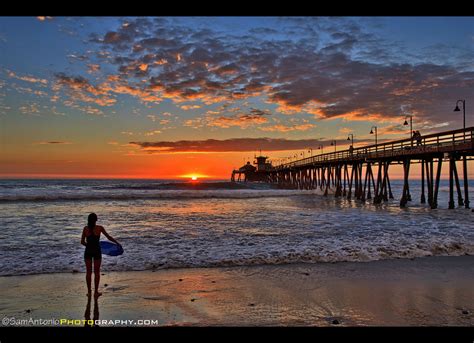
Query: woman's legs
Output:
[[85, 258, 92, 296], [93, 258, 102, 297]]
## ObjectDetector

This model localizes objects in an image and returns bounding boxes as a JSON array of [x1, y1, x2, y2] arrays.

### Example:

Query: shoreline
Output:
[[0, 252, 472, 278], [1, 255, 473, 326]]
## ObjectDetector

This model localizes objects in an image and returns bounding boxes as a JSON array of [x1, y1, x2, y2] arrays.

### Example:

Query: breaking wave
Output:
[[0, 189, 316, 203], [1, 240, 472, 277]]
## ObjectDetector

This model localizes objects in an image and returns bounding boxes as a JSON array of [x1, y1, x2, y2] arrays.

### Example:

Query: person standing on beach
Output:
[[81, 213, 121, 298]]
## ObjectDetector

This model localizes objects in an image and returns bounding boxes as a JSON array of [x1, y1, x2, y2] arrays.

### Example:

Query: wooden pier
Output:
[[264, 127, 474, 209]]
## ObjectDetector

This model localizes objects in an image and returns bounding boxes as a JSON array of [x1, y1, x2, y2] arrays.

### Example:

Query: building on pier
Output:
[[231, 155, 272, 182]]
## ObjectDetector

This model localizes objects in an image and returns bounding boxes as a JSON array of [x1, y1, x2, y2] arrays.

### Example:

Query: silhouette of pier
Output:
[[234, 127, 474, 209]]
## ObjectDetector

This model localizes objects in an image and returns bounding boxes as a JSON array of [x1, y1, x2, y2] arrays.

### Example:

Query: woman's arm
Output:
[[101, 227, 121, 246], [81, 228, 87, 246]]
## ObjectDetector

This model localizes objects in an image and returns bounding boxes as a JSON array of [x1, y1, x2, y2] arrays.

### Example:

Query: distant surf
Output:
[[100, 181, 253, 190], [0, 189, 314, 203], [0, 178, 473, 276], [0, 180, 304, 202]]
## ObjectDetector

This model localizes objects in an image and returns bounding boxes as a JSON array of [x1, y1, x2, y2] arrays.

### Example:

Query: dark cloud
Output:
[[35, 141, 72, 145], [54, 73, 116, 107], [129, 137, 354, 153], [249, 108, 271, 116]]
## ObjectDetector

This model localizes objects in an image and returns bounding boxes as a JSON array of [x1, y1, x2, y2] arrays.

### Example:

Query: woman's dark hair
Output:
[[87, 213, 98, 230]]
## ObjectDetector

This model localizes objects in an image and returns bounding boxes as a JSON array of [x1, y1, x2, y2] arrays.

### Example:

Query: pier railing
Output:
[[274, 127, 474, 170]]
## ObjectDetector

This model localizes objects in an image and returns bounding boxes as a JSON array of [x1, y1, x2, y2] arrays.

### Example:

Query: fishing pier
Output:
[[233, 127, 474, 209]]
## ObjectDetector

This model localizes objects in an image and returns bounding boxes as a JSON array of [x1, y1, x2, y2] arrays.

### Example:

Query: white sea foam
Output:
[[0, 179, 473, 276]]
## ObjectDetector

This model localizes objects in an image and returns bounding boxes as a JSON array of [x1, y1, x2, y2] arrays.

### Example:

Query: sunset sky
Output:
[[1, 17, 473, 179]]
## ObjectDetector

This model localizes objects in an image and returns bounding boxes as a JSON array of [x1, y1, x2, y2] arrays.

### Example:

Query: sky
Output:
[[0, 16, 473, 179]]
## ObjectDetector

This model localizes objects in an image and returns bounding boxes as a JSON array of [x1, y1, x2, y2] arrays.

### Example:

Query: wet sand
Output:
[[0, 256, 473, 326]]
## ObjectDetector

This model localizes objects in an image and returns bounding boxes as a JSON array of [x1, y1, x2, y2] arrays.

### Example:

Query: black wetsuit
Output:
[[84, 226, 102, 260]]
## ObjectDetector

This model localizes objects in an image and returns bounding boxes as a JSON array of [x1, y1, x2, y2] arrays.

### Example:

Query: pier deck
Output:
[[264, 127, 474, 209]]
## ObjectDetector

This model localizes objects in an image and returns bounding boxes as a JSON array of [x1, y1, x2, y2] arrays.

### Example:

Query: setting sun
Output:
[[179, 173, 209, 180]]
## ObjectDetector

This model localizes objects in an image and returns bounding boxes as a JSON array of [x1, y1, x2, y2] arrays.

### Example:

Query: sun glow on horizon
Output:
[[179, 173, 209, 181]]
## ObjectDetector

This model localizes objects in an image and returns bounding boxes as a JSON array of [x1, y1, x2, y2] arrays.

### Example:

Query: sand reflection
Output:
[[84, 295, 100, 327]]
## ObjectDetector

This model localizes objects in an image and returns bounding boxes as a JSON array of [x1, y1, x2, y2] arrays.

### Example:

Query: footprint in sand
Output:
[[107, 285, 129, 292], [143, 296, 169, 301]]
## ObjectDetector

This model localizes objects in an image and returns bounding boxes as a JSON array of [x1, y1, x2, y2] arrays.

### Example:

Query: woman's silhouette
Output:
[[81, 213, 121, 298]]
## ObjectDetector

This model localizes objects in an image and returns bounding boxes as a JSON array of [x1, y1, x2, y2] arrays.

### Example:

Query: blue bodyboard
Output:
[[100, 241, 124, 256]]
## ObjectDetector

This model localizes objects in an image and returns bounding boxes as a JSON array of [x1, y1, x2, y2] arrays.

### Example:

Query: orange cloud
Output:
[[338, 127, 353, 134], [8, 71, 48, 85], [337, 110, 386, 122], [105, 83, 161, 103], [180, 104, 201, 110], [144, 130, 162, 136], [207, 114, 268, 128], [87, 64, 101, 74], [259, 123, 316, 132], [183, 118, 205, 129]]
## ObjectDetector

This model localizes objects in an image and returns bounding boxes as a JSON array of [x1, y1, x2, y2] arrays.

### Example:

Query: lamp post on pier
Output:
[[454, 100, 469, 208], [454, 100, 466, 141], [403, 115, 413, 146], [370, 126, 378, 152], [347, 134, 354, 146], [330, 140, 337, 153], [347, 134, 354, 156]]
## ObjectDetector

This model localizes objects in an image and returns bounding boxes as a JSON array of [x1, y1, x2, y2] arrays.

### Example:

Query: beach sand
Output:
[[0, 256, 473, 326]]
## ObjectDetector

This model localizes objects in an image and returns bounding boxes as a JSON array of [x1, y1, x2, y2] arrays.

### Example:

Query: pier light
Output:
[[330, 140, 337, 152], [404, 115, 413, 146], [370, 126, 378, 150], [318, 145, 324, 154], [454, 99, 466, 141], [347, 134, 354, 147], [454, 99, 470, 209]]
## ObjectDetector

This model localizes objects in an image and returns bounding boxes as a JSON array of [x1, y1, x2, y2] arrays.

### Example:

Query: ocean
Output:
[[0, 179, 473, 276]]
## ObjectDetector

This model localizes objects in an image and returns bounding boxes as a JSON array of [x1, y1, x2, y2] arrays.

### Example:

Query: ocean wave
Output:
[[1, 241, 472, 277], [98, 181, 260, 190], [1, 179, 473, 278], [0, 189, 315, 203]]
